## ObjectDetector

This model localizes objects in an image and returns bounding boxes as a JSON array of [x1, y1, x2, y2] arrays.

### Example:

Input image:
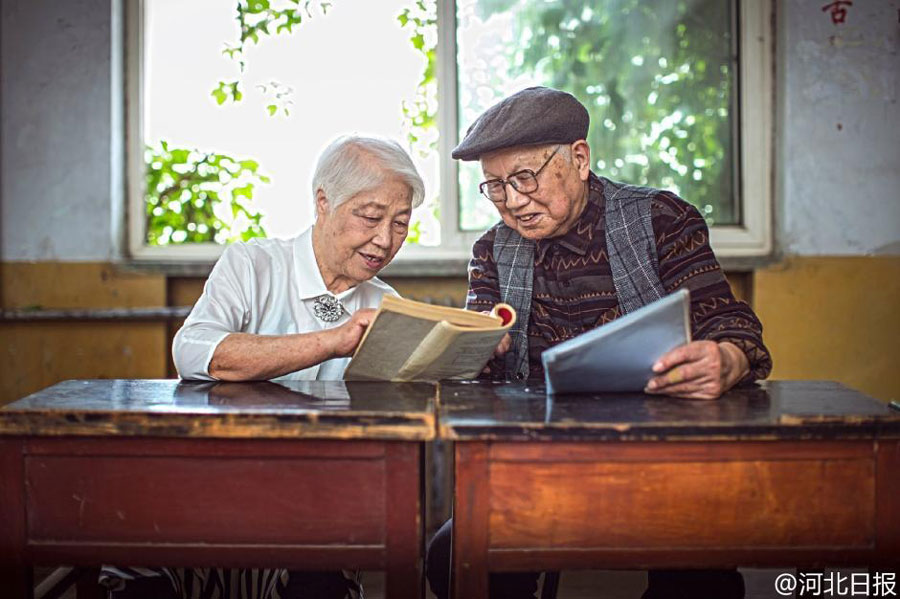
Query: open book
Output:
[[343, 295, 515, 382], [541, 288, 691, 394]]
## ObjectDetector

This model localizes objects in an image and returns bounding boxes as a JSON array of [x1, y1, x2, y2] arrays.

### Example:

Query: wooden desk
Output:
[[440, 380, 900, 598], [0, 379, 436, 599]]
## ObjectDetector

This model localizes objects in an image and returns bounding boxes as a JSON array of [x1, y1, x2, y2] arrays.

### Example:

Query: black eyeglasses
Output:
[[478, 145, 562, 203]]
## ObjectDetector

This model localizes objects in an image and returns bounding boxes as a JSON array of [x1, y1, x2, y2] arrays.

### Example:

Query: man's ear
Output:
[[315, 189, 330, 219], [570, 140, 591, 181]]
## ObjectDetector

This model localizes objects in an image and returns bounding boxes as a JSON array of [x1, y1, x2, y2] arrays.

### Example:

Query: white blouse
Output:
[[172, 226, 397, 381]]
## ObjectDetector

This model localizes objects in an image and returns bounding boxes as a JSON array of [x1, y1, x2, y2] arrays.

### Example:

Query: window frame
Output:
[[125, 0, 773, 270]]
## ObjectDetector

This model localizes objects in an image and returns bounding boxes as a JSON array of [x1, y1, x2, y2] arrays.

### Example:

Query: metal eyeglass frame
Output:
[[478, 145, 562, 203]]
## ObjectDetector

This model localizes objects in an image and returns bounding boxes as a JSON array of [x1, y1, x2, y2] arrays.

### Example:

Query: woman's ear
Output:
[[315, 189, 330, 219], [570, 140, 591, 180]]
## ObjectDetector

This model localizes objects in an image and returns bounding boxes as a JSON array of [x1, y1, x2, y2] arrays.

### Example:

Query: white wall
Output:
[[1, 0, 119, 261], [1, 0, 898, 261], [780, 0, 900, 256]]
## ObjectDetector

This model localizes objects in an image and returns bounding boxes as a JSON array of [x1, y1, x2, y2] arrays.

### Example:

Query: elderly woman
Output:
[[108, 136, 424, 599], [173, 134, 424, 383]]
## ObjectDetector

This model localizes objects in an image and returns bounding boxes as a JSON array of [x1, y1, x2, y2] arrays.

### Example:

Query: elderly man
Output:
[[425, 88, 771, 598], [124, 135, 425, 599]]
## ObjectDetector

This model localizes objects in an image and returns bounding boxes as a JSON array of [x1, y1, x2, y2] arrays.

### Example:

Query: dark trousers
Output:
[[642, 569, 745, 599], [427, 518, 745, 599]]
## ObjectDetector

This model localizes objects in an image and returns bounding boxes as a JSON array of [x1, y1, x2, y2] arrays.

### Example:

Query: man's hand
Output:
[[493, 333, 512, 359], [326, 308, 378, 358], [481, 333, 512, 375], [644, 340, 749, 399]]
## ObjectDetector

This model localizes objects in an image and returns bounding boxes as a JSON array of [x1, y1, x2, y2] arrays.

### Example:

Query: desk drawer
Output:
[[25, 454, 386, 545], [487, 442, 876, 551]]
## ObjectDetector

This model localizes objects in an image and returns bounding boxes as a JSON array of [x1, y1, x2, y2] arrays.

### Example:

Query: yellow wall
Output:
[[1, 263, 169, 405], [754, 256, 899, 402], [2, 258, 897, 405], [2, 262, 165, 309]]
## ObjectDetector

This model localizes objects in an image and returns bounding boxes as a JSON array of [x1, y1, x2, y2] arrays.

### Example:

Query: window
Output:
[[127, 0, 772, 268], [451, 0, 772, 258]]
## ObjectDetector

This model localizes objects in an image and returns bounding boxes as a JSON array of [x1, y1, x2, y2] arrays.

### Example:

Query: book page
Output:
[[402, 327, 507, 381], [344, 298, 515, 382], [395, 322, 460, 380], [343, 312, 438, 381]]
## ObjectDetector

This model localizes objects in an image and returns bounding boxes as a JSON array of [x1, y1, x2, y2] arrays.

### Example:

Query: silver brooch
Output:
[[313, 294, 345, 323]]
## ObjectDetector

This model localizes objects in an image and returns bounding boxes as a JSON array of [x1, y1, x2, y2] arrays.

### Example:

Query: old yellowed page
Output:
[[397, 325, 507, 381], [343, 312, 439, 381]]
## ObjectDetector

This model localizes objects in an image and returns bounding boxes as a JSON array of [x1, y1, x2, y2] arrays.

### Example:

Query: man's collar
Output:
[[535, 172, 603, 260]]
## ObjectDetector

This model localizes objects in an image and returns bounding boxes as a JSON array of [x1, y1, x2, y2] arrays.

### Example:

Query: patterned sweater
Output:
[[466, 171, 772, 381]]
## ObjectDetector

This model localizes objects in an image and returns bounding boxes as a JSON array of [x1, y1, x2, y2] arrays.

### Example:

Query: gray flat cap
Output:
[[452, 86, 589, 161]]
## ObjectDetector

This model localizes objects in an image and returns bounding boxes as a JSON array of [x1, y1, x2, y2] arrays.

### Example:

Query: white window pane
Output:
[[143, 0, 440, 246]]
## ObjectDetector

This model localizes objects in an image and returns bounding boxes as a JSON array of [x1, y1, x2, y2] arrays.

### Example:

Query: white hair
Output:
[[312, 135, 426, 213]]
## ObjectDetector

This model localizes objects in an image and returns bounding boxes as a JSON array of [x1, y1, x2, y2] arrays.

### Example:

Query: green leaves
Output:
[[257, 81, 293, 117], [211, 80, 243, 105], [145, 142, 269, 245], [212, 1, 331, 115], [398, 0, 438, 152], [458, 0, 738, 226], [221, 43, 242, 60], [245, 0, 271, 14]]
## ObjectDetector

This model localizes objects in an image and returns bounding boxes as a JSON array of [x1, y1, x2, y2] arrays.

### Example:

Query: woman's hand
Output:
[[209, 309, 378, 381], [326, 308, 378, 358], [644, 340, 749, 399]]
